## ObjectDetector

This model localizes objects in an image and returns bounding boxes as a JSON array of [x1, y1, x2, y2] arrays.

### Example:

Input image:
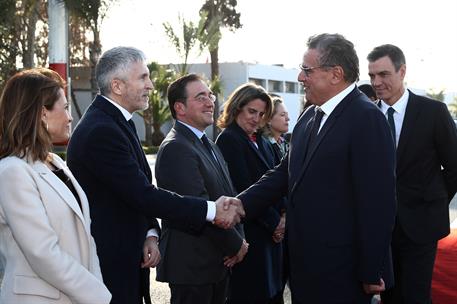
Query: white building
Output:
[[187, 62, 304, 133]]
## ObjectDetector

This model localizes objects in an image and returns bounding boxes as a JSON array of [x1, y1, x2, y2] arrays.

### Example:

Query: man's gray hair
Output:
[[95, 46, 146, 95]]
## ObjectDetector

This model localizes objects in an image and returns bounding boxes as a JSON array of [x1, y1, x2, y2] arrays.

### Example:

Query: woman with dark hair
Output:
[[216, 83, 285, 304], [0, 69, 111, 304]]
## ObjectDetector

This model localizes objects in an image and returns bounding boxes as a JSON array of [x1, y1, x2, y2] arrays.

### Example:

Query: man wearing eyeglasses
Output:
[[155, 73, 248, 304], [233, 33, 397, 303], [368, 44, 457, 304]]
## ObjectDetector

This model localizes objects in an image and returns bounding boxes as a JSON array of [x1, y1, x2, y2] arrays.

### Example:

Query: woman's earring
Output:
[[46, 122, 49, 131]]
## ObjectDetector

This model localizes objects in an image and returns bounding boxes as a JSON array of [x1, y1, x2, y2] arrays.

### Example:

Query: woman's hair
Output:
[[260, 95, 284, 137], [217, 83, 273, 129], [0, 68, 65, 161]]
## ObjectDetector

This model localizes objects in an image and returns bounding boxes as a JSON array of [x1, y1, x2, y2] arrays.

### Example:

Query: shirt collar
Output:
[[380, 89, 409, 115], [177, 120, 205, 139], [102, 95, 133, 121], [319, 83, 356, 117]]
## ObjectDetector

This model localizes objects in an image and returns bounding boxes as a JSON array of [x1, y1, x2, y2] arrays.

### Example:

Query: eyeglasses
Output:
[[299, 64, 333, 77], [191, 93, 217, 103]]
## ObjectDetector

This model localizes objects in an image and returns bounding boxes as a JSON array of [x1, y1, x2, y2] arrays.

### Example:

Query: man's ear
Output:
[[399, 64, 406, 81], [111, 78, 124, 96], [330, 66, 344, 85], [174, 101, 185, 116]]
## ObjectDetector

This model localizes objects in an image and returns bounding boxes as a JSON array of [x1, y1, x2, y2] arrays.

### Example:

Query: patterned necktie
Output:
[[387, 107, 396, 146], [308, 107, 324, 147]]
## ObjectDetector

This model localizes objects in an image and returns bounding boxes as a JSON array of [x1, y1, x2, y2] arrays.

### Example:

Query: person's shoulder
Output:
[[0, 156, 32, 179], [410, 92, 446, 110], [0, 156, 24, 169]]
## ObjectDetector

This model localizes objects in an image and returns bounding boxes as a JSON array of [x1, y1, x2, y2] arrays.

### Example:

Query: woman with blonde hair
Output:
[[261, 96, 290, 163], [0, 69, 111, 303]]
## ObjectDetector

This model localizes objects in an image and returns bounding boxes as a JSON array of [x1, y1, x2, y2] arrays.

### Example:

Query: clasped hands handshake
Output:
[[213, 196, 245, 229]]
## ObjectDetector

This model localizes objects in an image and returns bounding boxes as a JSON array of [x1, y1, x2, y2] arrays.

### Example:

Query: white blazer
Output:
[[0, 154, 111, 304]]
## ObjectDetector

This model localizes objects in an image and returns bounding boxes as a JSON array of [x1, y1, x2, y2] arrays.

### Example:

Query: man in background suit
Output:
[[368, 44, 457, 304], [155, 73, 248, 304], [67, 47, 244, 304], [235, 33, 397, 303]]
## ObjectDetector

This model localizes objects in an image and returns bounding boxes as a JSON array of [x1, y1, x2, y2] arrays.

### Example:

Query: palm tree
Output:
[[199, 0, 242, 80], [163, 16, 201, 76], [448, 98, 457, 119], [139, 62, 176, 146], [426, 89, 445, 102]]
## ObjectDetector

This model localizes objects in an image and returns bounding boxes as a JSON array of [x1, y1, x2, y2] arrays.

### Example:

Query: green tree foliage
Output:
[[200, 0, 241, 80], [426, 88, 445, 102], [163, 16, 199, 75], [0, 0, 48, 90], [448, 97, 457, 119], [139, 62, 176, 146], [65, 0, 118, 96]]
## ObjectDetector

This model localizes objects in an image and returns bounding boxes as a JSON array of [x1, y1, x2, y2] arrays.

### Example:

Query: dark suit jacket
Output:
[[67, 95, 208, 304], [389, 91, 457, 243], [216, 122, 284, 301], [238, 88, 397, 303], [155, 121, 244, 285]]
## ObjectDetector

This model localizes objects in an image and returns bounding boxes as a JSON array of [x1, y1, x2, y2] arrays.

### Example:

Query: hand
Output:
[[141, 236, 161, 268], [272, 213, 286, 243], [224, 239, 249, 267], [362, 278, 385, 294], [214, 196, 245, 229]]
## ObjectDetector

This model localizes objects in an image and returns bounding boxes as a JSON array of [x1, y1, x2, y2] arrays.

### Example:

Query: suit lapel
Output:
[[292, 90, 354, 194], [93, 96, 152, 181], [30, 159, 86, 228], [174, 122, 236, 195], [396, 92, 420, 169]]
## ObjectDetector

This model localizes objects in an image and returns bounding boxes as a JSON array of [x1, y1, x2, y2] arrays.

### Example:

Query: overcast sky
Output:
[[101, 0, 457, 95]]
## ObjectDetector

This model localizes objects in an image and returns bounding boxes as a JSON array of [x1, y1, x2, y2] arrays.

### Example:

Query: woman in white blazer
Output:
[[0, 69, 111, 304]]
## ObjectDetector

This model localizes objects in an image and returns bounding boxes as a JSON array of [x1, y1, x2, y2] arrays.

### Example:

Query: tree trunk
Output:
[[145, 119, 153, 146], [70, 88, 82, 118], [210, 46, 220, 138], [89, 25, 102, 98], [152, 122, 165, 146], [210, 46, 219, 80], [23, 2, 38, 68]]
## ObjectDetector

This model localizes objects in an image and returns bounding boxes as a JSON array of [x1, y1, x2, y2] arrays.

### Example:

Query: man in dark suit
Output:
[[155, 73, 248, 304], [67, 47, 244, 304], [368, 44, 457, 304], [234, 34, 397, 303]]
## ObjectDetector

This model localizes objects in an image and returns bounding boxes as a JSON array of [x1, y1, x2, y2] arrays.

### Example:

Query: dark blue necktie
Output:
[[387, 107, 396, 146], [308, 107, 324, 147], [201, 134, 214, 156], [304, 107, 324, 161], [201, 134, 222, 168], [128, 119, 137, 133]]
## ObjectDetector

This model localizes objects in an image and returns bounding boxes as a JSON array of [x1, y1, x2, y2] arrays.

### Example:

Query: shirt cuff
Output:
[[146, 229, 159, 238], [206, 201, 216, 222]]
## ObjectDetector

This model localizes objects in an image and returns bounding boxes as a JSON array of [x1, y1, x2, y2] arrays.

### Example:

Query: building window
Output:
[[285, 82, 297, 93], [268, 80, 283, 93], [249, 78, 266, 88]]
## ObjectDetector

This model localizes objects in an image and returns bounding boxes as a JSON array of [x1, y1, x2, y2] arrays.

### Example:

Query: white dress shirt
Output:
[[379, 89, 409, 147], [318, 83, 357, 133]]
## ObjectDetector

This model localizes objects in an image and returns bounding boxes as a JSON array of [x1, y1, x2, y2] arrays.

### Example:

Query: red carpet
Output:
[[432, 228, 457, 303]]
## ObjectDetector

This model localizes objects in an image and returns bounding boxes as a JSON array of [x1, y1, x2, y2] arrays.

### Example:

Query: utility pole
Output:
[[48, 0, 71, 146]]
